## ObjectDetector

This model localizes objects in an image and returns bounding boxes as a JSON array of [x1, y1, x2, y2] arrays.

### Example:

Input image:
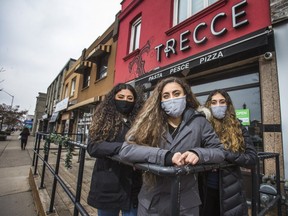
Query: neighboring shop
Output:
[[49, 98, 69, 133], [76, 110, 93, 144]]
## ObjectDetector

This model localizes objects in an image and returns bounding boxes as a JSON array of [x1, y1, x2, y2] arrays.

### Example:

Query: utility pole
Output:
[[0, 88, 14, 108]]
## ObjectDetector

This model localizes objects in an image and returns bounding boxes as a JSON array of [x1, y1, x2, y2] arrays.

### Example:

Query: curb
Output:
[[29, 167, 59, 216]]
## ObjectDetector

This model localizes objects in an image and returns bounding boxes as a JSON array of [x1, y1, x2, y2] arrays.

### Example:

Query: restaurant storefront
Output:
[[115, 0, 283, 198]]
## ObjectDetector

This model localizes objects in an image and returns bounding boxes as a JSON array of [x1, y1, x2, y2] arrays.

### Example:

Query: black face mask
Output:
[[115, 100, 135, 115]]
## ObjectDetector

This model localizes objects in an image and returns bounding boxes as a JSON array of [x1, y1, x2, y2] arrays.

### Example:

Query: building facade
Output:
[[54, 22, 118, 143], [114, 0, 286, 185], [31, 92, 47, 136], [39, 0, 287, 179], [44, 58, 76, 133]]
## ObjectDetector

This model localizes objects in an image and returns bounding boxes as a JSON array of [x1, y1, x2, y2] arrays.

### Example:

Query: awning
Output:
[[135, 28, 274, 85], [74, 61, 93, 74], [49, 112, 59, 123], [67, 97, 99, 111], [86, 44, 111, 62]]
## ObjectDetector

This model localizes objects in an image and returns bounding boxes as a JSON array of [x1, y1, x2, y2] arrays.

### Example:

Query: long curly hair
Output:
[[125, 77, 201, 185], [205, 89, 245, 152], [126, 76, 200, 147], [89, 83, 143, 143]]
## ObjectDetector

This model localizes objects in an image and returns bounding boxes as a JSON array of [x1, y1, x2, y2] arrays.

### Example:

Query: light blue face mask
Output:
[[211, 106, 227, 119], [161, 96, 186, 118]]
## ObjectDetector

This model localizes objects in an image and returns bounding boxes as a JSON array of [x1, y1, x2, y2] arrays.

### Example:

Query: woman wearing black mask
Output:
[[87, 83, 143, 216]]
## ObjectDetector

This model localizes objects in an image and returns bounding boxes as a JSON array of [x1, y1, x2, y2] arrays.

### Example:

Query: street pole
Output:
[[0, 89, 14, 108]]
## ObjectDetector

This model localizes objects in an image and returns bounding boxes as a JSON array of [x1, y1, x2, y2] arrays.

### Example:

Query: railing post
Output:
[[251, 167, 257, 216], [32, 132, 39, 166], [39, 137, 51, 189], [275, 154, 282, 216], [48, 143, 62, 214], [170, 175, 181, 216], [33, 133, 43, 175], [73, 145, 86, 216]]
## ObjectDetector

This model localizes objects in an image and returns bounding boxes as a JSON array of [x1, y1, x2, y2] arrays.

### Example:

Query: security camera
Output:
[[264, 52, 273, 60]]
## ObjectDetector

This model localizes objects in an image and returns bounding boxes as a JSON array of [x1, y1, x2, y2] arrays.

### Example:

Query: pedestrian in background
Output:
[[202, 89, 257, 216], [87, 83, 144, 216], [20, 127, 30, 150], [119, 77, 225, 216]]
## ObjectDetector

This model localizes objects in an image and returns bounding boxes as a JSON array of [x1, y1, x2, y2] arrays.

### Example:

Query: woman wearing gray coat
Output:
[[119, 77, 225, 216]]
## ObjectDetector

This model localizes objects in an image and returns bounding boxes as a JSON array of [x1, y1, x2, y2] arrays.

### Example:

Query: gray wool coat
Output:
[[119, 108, 225, 216]]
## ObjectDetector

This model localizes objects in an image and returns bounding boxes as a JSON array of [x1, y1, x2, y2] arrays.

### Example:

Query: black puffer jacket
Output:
[[201, 125, 257, 216], [87, 120, 142, 211]]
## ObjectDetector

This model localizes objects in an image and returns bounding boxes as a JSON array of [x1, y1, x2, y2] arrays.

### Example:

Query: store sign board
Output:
[[236, 109, 250, 126], [55, 98, 69, 112], [137, 30, 269, 85], [154, 0, 270, 63]]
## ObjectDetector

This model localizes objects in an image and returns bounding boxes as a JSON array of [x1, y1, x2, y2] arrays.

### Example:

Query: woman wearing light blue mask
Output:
[[118, 77, 225, 216], [202, 89, 257, 216]]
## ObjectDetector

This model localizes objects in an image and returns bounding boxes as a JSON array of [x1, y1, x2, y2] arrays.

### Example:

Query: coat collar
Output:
[[164, 108, 205, 149]]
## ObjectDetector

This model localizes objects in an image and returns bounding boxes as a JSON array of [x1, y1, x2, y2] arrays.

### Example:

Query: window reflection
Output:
[[191, 73, 263, 151]]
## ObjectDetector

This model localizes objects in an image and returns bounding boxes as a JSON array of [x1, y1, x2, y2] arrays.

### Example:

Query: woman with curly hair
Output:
[[202, 89, 257, 216], [119, 77, 225, 216], [87, 83, 143, 216]]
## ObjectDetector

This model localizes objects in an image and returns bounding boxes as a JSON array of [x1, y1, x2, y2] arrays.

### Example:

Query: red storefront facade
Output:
[[115, 0, 284, 201], [114, 0, 271, 84]]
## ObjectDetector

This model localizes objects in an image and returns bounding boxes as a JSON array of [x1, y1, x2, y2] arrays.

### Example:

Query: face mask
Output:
[[211, 106, 227, 119], [161, 96, 186, 118], [115, 100, 135, 115]]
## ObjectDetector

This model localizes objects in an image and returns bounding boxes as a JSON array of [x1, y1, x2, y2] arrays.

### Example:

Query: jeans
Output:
[[97, 207, 137, 216]]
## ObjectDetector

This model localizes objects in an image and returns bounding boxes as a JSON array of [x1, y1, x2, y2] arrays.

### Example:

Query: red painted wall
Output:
[[114, 0, 271, 84]]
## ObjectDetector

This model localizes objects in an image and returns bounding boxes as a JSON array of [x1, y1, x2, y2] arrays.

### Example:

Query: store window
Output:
[[191, 70, 263, 152], [96, 53, 108, 80], [174, 0, 218, 25], [82, 68, 91, 89], [64, 84, 69, 98], [129, 17, 141, 53], [70, 78, 76, 96]]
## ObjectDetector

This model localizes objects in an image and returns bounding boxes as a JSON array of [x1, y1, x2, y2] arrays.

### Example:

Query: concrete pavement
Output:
[[0, 132, 37, 216]]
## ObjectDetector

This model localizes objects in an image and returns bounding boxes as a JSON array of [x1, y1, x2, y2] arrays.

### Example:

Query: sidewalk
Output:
[[0, 132, 37, 216]]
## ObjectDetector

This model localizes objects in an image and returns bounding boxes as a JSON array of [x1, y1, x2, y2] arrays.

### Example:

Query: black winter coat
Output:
[[87, 120, 142, 211], [201, 125, 257, 216]]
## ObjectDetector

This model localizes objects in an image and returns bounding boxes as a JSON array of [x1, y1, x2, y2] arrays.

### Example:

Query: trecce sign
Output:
[[155, 0, 250, 62]]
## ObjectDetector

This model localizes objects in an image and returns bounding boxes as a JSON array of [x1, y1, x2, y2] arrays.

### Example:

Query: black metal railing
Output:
[[32, 131, 285, 216]]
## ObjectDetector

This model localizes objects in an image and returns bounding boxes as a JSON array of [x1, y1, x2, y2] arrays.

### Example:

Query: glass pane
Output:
[[209, 0, 218, 5], [134, 22, 141, 50], [192, 73, 259, 94], [195, 85, 263, 152], [192, 0, 204, 14], [178, 0, 189, 23]]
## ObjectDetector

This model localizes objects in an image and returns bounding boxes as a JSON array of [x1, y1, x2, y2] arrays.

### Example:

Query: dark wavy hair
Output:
[[205, 89, 245, 152], [89, 83, 143, 143]]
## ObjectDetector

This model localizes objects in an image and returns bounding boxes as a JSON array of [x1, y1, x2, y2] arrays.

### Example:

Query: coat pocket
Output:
[[95, 170, 120, 193]]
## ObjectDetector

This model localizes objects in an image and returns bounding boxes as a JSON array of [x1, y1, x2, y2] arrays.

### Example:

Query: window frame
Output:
[[173, 0, 218, 26], [70, 78, 76, 97], [82, 69, 91, 89], [129, 17, 142, 53], [96, 53, 109, 81]]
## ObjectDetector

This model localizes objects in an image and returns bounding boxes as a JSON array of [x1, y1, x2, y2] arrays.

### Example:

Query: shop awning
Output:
[[74, 61, 93, 74], [135, 28, 274, 86], [49, 112, 59, 123], [67, 97, 100, 111], [86, 44, 111, 62]]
